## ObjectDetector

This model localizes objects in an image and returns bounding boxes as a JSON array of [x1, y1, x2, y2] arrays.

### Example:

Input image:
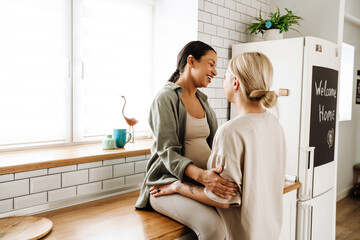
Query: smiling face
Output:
[[190, 50, 217, 88]]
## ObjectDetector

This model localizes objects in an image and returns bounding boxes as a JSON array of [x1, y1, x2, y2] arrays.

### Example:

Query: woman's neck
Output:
[[233, 96, 265, 115], [176, 75, 197, 97]]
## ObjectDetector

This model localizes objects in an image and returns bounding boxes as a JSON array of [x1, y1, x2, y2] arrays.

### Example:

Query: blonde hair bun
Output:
[[262, 91, 278, 108], [249, 90, 278, 108], [228, 52, 278, 109]]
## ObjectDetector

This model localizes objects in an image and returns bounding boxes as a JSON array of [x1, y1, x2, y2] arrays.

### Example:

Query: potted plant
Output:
[[248, 8, 303, 41]]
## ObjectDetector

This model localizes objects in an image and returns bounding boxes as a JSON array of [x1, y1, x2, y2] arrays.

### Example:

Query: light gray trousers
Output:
[[149, 194, 225, 240]]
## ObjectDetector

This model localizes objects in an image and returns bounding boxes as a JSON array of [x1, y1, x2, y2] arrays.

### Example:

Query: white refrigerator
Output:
[[231, 37, 340, 240]]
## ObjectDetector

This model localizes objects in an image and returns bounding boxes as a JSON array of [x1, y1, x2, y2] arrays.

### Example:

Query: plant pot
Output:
[[264, 29, 284, 41]]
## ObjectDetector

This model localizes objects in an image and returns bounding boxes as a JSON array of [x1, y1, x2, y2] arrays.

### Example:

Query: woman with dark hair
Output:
[[135, 41, 237, 239]]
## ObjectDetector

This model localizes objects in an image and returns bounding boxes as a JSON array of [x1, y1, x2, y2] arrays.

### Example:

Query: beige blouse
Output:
[[184, 112, 211, 170], [205, 111, 286, 240]]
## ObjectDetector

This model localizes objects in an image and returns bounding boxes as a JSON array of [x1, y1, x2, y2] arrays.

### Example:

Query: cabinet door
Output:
[[297, 188, 335, 240], [279, 190, 297, 240], [311, 188, 335, 240]]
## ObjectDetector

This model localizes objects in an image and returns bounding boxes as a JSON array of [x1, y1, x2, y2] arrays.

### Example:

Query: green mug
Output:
[[113, 129, 132, 148]]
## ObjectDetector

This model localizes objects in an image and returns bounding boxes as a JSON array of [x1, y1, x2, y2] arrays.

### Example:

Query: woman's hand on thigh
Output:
[[150, 181, 179, 197]]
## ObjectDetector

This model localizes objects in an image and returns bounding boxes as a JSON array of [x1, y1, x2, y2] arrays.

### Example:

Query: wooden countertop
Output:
[[36, 181, 300, 240], [0, 139, 153, 175], [36, 190, 191, 240]]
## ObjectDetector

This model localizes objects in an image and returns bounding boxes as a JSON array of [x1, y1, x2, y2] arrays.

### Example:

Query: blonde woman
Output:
[[151, 52, 286, 240]]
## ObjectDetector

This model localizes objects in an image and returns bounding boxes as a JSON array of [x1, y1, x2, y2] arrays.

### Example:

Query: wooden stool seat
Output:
[[354, 163, 360, 186]]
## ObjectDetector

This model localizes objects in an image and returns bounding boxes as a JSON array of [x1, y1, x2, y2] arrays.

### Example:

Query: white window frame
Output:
[[0, 0, 198, 152], [0, 0, 73, 151], [72, 0, 156, 143]]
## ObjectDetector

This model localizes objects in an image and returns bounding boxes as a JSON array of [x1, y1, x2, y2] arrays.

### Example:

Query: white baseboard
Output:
[[336, 185, 353, 201]]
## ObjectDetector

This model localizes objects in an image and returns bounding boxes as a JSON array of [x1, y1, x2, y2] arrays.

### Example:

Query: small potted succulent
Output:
[[248, 8, 303, 40]]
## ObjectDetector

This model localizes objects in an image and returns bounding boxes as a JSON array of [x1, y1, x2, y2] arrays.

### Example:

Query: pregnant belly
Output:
[[184, 139, 211, 169]]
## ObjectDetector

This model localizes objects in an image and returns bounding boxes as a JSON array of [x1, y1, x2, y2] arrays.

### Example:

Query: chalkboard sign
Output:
[[309, 66, 338, 168]]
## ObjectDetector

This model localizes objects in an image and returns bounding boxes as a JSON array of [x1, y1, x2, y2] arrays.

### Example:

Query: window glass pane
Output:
[[0, 0, 70, 148], [74, 0, 154, 140]]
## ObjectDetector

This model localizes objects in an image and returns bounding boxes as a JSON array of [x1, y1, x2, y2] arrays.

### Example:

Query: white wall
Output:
[[345, 0, 360, 18], [337, 0, 360, 200], [270, 0, 344, 44], [198, 0, 270, 126], [153, 0, 198, 96]]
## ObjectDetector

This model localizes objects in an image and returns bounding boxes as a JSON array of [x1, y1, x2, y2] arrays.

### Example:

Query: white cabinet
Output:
[[280, 190, 297, 240]]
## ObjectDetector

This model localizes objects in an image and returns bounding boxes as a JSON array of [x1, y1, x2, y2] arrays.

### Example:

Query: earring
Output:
[[188, 55, 194, 64]]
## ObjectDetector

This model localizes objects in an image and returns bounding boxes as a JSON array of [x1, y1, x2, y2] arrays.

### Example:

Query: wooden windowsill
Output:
[[0, 139, 153, 175], [0, 138, 301, 195]]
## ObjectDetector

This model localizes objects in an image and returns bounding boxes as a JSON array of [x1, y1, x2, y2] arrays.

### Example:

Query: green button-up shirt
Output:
[[135, 82, 218, 208]]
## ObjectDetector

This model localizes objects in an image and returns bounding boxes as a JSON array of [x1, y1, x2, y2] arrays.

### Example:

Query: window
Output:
[[339, 42, 355, 121], [0, 0, 198, 151], [0, 0, 71, 148], [0, 0, 155, 150], [73, 0, 154, 141]]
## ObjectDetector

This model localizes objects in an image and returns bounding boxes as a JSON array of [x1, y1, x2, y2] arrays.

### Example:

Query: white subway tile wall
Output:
[[0, 0, 267, 215], [0, 174, 14, 183], [0, 199, 13, 214], [126, 155, 146, 162], [62, 170, 88, 187], [103, 177, 125, 191], [30, 174, 61, 193], [135, 160, 148, 174], [114, 163, 135, 177], [15, 169, 48, 180], [48, 165, 77, 174], [89, 166, 112, 182], [14, 192, 47, 209], [78, 161, 102, 170], [0, 156, 147, 214], [0, 179, 29, 200], [103, 158, 125, 166], [125, 173, 146, 186], [77, 182, 102, 196], [48, 187, 77, 202], [199, 0, 268, 124]]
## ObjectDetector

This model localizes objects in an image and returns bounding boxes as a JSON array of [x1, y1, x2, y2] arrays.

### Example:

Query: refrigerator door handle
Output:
[[297, 203, 313, 240], [299, 147, 315, 200]]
